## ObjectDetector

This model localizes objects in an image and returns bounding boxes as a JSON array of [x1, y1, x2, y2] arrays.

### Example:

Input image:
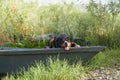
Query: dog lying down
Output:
[[48, 34, 80, 50]]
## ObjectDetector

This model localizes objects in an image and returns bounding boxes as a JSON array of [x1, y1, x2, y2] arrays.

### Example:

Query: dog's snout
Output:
[[64, 41, 68, 47]]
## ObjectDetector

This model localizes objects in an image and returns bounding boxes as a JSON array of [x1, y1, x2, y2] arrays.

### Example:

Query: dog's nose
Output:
[[64, 41, 68, 47]]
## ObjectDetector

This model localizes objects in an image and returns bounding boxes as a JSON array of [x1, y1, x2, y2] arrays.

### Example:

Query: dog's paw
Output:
[[75, 45, 80, 47], [45, 46, 50, 49]]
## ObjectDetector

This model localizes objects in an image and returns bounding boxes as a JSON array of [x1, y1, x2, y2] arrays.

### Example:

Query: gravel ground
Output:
[[85, 67, 120, 80], [82, 65, 120, 80]]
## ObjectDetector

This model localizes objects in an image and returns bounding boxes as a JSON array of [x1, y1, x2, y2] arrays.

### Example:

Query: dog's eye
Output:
[[66, 37, 70, 40], [65, 38, 70, 42]]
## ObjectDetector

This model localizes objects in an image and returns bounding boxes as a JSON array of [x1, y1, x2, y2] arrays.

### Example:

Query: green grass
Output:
[[3, 41, 47, 48], [2, 49, 120, 80], [3, 59, 85, 80], [87, 49, 120, 69]]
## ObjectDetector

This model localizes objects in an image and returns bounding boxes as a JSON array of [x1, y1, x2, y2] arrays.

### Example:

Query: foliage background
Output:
[[0, 0, 120, 48]]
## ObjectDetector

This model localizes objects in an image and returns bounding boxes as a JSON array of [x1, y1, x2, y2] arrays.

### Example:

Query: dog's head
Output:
[[55, 34, 72, 50]]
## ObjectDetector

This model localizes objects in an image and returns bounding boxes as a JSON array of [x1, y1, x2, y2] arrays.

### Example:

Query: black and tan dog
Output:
[[48, 34, 80, 50]]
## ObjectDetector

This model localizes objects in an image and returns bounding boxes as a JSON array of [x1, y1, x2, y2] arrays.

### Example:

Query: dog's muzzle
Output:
[[64, 41, 68, 47]]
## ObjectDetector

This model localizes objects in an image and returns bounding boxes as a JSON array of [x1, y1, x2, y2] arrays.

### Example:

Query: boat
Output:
[[0, 46, 105, 75]]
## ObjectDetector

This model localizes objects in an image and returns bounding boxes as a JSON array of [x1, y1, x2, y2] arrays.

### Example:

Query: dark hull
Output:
[[0, 46, 105, 75]]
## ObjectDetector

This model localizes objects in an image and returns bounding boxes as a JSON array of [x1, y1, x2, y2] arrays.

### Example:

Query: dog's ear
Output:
[[48, 38, 54, 48]]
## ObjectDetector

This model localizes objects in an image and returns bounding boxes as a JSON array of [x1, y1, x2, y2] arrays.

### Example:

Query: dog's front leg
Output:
[[71, 42, 80, 47], [48, 38, 55, 48], [75, 45, 80, 47]]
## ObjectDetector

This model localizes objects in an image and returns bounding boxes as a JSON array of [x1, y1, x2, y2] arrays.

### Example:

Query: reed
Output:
[[0, 0, 120, 48]]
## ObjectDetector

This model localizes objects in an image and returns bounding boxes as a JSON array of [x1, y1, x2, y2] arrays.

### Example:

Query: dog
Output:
[[48, 34, 80, 50]]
